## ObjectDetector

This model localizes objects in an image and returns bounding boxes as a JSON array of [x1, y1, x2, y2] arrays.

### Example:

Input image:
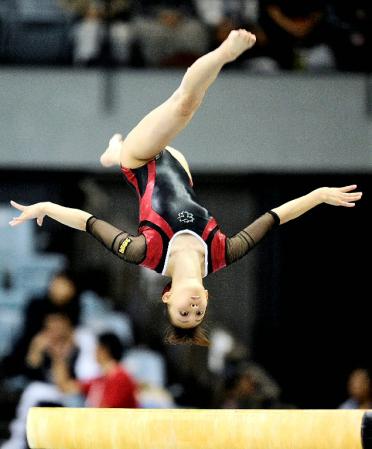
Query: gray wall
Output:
[[1, 69, 371, 172]]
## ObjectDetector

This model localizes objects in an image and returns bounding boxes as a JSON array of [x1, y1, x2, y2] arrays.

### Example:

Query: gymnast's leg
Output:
[[100, 29, 256, 169]]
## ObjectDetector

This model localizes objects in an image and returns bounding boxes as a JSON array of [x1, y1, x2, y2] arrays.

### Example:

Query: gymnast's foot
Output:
[[100, 133, 123, 167], [220, 29, 256, 63]]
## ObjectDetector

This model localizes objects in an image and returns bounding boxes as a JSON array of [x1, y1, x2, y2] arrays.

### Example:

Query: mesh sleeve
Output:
[[85, 216, 146, 265], [226, 211, 280, 265]]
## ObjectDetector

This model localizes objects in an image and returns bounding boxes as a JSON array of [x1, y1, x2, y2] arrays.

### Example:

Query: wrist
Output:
[[311, 188, 326, 205], [41, 201, 51, 214]]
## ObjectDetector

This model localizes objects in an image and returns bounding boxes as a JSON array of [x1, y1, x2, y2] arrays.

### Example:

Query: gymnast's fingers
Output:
[[339, 184, 357, 192], [9, 215, 26, 227], [341, 192, 362, 202], [10, 200, 26, 211]]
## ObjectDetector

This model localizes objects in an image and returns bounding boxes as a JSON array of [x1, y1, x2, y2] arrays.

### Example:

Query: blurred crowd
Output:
[[1, 267, 371, 449], [0, 0, 371, 72]]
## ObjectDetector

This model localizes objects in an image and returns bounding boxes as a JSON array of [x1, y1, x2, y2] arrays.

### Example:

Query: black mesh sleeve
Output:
[[226, 211, 280, 265], [85, 216, 146, 265]]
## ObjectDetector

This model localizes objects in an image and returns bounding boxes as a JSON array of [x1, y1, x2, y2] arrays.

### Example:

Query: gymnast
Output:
[[9, 30, 362, 346]]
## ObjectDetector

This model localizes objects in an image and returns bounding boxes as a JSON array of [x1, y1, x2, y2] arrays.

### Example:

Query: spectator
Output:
[[0, 313, 98, 449], [195, 0, 275, 71], [24, 313, 98, 383], [133, 1, 209, 67], [0, 270, 81, 381], [205, 327, 282, 409], [339, 368, 372, 409], [60, 0, 134, 66], [221, 362, 281, 409], [53, 331, 138, 408], [326, 1, 371, 72], [258, 0, 334, 70], [138, 0, 197, 18], [195, 0, 259, 27]]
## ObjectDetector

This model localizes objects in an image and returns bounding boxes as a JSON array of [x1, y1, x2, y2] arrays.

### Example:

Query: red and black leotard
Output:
[[86, 149, 280, 276], [122, 149, 227, 275]]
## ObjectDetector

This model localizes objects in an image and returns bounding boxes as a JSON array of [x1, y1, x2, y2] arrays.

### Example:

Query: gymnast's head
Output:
[[161, 279, 210, 346]]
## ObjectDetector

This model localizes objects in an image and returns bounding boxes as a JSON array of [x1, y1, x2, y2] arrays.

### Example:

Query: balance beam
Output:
[[27, 407, 372, 449]]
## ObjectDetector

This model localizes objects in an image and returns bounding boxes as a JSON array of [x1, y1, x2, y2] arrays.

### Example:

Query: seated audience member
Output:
[[60, 0, 134, 66], [339, 368, 372, 409], [0, 270, 81, 381], [195, 0, 258, 26], [205, 327, 283, 409], [258, 0, 334, 70], [133, 2, 209, 67], [1, 313, 98, 449], [53, 332, 138, 408], [221, 362, 281, 409], [196, 0, 275, 71], [138, 0, 197, 17], [326, 1, 371, 72], [24, 313, 98, 382]]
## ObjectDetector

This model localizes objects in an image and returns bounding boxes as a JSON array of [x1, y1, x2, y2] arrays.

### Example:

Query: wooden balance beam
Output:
[[27, 407, 372, 449]]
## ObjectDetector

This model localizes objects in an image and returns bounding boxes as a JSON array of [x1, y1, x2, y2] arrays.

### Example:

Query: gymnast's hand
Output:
[[9, 200, 46, 227], [271, 184, 363, 225], [317, 185, 363, 207]]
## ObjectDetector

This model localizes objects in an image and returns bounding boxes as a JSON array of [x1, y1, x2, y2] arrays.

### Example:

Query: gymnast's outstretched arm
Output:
[[226, 185, 362, 264], [9, 200, 91, 230], [100, 29, 256, 169], [271, 185, 362, 224], [9, 201, 146, 264]]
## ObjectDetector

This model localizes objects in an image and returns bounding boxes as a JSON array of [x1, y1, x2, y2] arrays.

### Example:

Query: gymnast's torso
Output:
[[121, 148, 227, 275], [86, 149, 279, 275]]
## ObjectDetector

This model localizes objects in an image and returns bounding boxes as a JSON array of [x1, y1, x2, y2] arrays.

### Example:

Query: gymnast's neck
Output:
[[166, 247, 204, 282]]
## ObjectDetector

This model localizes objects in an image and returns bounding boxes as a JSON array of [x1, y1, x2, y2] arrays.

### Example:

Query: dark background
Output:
[[2, 169, 369, 408]]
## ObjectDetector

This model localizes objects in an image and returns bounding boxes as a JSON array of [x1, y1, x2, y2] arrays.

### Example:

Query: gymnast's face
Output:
[[162, 281, 208, 328]]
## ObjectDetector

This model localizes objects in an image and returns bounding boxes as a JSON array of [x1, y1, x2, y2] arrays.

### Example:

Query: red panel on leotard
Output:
[[211, 230, 227, 272], [121, 166, 140, 198], [139, 226, 163, 270], [202, 217, 218, 241]]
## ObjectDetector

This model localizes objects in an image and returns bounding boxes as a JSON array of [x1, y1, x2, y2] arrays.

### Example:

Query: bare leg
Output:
[[100, 29, 256, 168]]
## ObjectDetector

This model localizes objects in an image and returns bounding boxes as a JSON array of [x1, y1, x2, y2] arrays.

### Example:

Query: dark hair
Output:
[[162, 281, 172, 297], [98, 332, 124, 361], [164, 324, 209, 346], [163, 304, 209, 346]]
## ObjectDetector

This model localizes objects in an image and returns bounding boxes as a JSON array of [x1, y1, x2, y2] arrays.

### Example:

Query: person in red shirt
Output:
[[53, 332, 138, 408]]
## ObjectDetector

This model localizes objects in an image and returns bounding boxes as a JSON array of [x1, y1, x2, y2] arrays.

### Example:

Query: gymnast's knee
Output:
[[173, 89, 203, 117]]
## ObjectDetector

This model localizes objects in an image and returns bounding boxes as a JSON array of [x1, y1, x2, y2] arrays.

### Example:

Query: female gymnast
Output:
[[9, 30, 362, 346]]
